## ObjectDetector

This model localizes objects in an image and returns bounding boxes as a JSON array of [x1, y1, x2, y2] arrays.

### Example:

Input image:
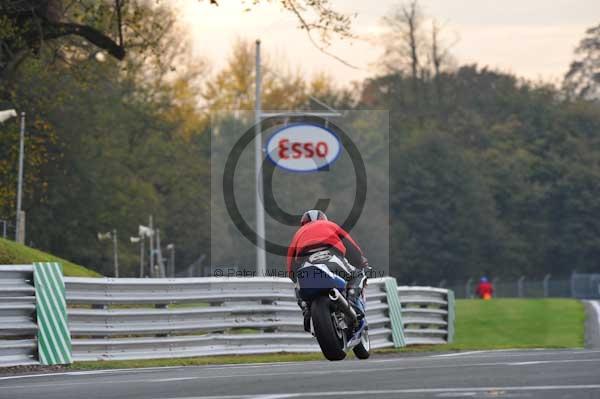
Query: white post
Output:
[[15, 112, 25, 243], [517, 276, 525, 297], [167, 244, 175, 278], [254, 39, 266, 276], [171, 245, 175, 277], [139, 238, 145, 278], [465, 278, 473, 298], [149, 215, 154, 277], [156, 228, 166, 277], [543, 274, 551, 297], [112, 229, 119, 277]]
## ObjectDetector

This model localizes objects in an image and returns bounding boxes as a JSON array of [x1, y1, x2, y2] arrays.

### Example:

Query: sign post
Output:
[[255, 39, 267, 277], [253, 40, 341, 276]]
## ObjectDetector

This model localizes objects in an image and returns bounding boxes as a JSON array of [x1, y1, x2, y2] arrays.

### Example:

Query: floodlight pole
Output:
[[15, 112, 25, 243], [255, 39, 266, 277]]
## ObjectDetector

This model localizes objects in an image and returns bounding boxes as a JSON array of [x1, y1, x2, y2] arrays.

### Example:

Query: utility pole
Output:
[[15, 112, 25, 244], [254, 39, 266, 277]]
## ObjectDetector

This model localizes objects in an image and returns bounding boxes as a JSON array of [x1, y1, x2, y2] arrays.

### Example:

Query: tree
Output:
[[0, 2, 212, 275], [391, 131, 503, 283], [202, 39, 321, 114], [0, 0, 354, 79], [362, 50, 600, 283], [564, 23, 600, 100], [381, 1, 424, 90], [429, 20, 454, 102], [0, 0, 124, 76], [380, 1, 454, 120]]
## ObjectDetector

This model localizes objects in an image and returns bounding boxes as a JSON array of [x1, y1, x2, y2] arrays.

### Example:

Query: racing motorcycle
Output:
[[295, 255, 370, 361]]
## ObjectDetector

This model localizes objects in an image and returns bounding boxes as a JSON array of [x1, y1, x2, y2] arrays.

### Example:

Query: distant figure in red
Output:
[[475, 277, 493, 300]]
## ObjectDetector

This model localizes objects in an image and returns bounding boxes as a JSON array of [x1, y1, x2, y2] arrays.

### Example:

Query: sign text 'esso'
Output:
[[266, 124, 341, 172]]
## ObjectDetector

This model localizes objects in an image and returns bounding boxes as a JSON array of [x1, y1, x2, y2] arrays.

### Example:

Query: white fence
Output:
[[0, 266, 454, 366]]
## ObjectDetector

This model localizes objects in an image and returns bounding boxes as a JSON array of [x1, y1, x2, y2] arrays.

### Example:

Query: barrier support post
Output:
[[446, 289, 455, 343], [383, 277, 405, 348], [33, 262, 72, 365]]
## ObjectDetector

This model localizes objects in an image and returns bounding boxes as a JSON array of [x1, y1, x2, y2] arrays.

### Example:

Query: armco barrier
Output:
[[397, 286, 454, 345], [65, 277, 314, 361], [64, 277, 398, 361], [0, 264, 454, 365], [0, 265, 38, 367]]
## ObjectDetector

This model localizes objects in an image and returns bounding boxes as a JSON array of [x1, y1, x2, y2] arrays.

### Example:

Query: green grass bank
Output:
[[446, 298, 584, 350], [0, 237, 100, 277]]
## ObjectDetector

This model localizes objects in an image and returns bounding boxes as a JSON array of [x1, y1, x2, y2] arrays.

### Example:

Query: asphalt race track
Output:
[[2, 299, 600, 399], [1, 349, 600, 399]]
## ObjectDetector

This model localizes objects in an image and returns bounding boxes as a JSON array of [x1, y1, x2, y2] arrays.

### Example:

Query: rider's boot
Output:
[[295, 287, 312, 332], [347, 287, 365, 321], [346, 276, 366, 325]]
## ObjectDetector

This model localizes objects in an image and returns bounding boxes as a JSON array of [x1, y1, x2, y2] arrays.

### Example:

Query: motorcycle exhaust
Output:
[[329, 288, 358, 327]]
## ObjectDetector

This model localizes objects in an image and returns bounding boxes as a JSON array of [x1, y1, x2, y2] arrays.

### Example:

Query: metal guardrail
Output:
[[397, 286, 454, 345], [64, 277, 396, 361], [65, 277, 297, 305], [0, 267, 454, 365], [366, 278, 399, 350], [0, 265, 39, 367]]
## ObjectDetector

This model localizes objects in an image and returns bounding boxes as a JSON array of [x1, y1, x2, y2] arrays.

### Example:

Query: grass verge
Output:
[[0, 237, 100, 277], [66, 298, 585, 370], [448, 298, 584, 350], [380, 297, 584, 353]]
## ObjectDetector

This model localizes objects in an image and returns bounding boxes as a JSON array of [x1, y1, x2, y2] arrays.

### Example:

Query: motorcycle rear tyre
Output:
[[312, 296, 346, 361]]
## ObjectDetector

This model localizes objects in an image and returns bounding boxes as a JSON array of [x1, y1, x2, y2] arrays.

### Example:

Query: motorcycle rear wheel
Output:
[[312, 296, 346, 361]]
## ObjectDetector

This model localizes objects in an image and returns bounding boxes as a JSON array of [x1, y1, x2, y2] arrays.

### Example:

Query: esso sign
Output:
[[265, 124, 341, 172]]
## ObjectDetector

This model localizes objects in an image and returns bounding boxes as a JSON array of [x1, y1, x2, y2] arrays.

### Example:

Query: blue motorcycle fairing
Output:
[[296, 263, 347, 300], [347, 318, 367, 349]]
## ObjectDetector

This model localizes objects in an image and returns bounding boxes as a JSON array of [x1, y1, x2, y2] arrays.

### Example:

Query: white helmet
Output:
[[300, 210, 328, 226]]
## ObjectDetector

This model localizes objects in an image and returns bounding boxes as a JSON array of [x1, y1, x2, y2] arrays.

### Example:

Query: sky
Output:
[[175, 0, 600, 86]]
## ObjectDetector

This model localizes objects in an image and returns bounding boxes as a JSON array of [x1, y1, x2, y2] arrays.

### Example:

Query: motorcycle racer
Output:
[[287, 210, 369, 327]]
